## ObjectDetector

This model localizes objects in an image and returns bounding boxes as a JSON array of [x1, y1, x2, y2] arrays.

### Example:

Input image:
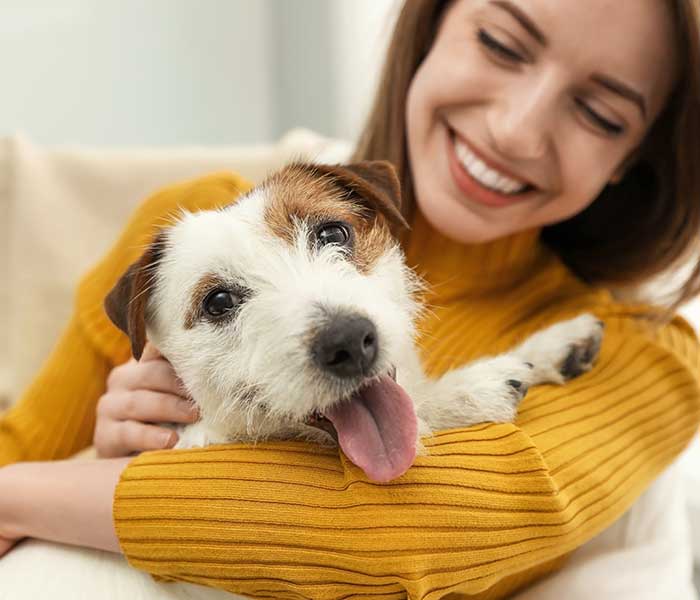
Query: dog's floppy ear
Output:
[[104, 234, 164, 360], [313, 161, 409, 232]]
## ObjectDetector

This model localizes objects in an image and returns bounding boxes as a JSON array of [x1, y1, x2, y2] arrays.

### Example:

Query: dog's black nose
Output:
[[312, 315, 378, 378]]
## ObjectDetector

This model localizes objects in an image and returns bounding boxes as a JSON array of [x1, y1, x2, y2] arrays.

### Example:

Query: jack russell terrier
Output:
[[105, 160, 603, 482]]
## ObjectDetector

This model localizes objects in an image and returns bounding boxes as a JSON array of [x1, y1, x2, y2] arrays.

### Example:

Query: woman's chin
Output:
[[417, 192, 518, 245]]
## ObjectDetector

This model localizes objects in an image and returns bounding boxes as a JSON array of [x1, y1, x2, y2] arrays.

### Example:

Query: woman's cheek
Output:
[[427, 46, 498, 111]]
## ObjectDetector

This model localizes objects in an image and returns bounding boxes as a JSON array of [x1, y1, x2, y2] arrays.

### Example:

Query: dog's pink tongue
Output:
[[324, 375, 417, 483]]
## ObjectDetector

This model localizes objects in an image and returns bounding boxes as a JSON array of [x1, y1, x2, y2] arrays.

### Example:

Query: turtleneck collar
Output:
[[402, 209, 550, 302]]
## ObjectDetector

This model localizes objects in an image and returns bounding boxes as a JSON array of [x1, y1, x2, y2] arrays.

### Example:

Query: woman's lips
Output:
[[446, 129, 536, 208]]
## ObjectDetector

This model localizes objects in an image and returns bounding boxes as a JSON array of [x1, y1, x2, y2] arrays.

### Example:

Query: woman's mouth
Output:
[[446, 128, 536, 207]]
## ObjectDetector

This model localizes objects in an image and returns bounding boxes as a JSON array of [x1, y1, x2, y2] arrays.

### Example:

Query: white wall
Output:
[[0, 1, 275, 145], [0, 0, 398, 147], [329, 0, 399, 141]]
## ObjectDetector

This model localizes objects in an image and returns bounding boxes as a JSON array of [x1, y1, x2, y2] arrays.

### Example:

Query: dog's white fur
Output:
[[0, 163, 603, 599]]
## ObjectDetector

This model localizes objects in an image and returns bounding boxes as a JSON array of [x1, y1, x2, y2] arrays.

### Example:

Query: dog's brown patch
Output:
[[184, 273, 228, 329], [263, 163, 399, 273]]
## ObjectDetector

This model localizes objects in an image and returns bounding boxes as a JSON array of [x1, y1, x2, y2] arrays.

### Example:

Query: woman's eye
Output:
[[477, 28, 525, 64], [316, 223, 351, 248], [203, 290, 241, 317], [575, 98, 625, 136]]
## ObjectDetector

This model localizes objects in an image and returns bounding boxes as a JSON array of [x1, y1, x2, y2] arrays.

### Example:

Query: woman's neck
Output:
[[403, 210, 549, 302]]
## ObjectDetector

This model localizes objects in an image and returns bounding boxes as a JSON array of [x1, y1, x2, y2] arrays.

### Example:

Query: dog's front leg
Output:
[[414, 313, 604, 433]]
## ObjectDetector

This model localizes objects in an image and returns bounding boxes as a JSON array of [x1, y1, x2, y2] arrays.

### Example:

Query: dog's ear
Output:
[[104, 234, 164, 360], [313, 161, 409, 232]]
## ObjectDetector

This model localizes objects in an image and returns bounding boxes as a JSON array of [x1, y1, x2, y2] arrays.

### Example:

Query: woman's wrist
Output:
[[0, 458, 131, 552], [0, 463, 31, 540]]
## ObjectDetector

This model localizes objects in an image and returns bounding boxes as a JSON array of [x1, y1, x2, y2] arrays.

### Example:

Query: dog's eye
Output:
[[203, 290, 241, 317], [317, 223, 351, 247]]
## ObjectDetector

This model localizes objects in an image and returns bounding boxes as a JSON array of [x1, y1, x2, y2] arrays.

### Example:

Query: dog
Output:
[[0, 161, 603, 600], [104, 160, 604, 482]]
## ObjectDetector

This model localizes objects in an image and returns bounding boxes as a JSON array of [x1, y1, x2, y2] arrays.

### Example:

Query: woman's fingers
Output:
[[97, 390, 198, 424], [95, 342, 197, 458], [107, 358, 188, 397], [95, 420, 179, 458]]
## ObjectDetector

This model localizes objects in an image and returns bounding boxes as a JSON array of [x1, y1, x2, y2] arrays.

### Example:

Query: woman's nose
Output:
[[488, 79, 555, 161]]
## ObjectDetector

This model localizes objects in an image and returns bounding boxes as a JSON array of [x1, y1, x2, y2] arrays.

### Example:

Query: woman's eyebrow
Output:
[[487, 2, 648, 122], [591, 73, 648, 120], [489, 0, 548, 47]]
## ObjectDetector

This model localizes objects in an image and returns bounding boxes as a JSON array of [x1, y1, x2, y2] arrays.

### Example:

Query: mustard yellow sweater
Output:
[[1, 172, 699, 599]]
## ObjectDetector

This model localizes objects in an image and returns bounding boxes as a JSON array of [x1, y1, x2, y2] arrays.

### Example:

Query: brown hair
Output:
[[353, 0, 700, 311]]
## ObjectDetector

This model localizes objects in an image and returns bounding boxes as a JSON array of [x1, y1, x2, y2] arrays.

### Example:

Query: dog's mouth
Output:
[[305, 412, 338, 442], [304, 366, 418, 483]]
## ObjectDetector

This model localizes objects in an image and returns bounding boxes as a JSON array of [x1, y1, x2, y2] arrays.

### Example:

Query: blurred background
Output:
[[0, 0, 398, 146]]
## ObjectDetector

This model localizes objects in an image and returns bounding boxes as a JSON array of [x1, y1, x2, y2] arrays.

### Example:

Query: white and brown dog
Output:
[[104, 160, 603, 482], [1, 161, 603, 600]]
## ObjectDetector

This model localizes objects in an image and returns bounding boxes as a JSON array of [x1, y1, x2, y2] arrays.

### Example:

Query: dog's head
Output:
[[105, 161, 421, 482]]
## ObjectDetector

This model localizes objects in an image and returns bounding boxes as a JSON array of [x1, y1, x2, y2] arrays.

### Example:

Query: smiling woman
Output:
[[360, 0, 700, 310]]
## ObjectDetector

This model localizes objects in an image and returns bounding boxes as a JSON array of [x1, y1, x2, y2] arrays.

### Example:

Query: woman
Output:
[[1, 0, 699, 598]]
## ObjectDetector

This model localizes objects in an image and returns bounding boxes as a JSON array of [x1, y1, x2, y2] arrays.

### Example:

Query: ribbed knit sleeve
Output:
[[113, 313, 700, 600], [0, 313, 114, 465]]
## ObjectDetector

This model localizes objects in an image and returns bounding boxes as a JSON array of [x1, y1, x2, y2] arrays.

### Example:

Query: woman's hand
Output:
[[94, 343, 199, 457]]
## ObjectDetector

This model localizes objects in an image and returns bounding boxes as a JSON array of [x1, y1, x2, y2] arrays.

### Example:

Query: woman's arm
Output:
[[0, 458, 128, 555]]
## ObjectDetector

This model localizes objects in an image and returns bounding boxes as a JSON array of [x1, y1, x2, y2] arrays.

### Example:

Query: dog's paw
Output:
[[516, 313, 604, 385], [464, 355, 536, 408], [425, 355, 536, 429]]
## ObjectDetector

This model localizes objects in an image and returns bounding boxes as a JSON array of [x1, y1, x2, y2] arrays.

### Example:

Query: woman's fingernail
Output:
[[160, 431, 176, 447], [178, 400, 199, 418]]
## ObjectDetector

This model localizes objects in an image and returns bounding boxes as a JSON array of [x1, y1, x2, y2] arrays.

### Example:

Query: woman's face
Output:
[[406, 0, 678, 243]]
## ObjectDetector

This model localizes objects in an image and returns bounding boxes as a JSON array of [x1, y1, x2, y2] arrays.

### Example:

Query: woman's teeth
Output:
[[454, 137, 528, 195]]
